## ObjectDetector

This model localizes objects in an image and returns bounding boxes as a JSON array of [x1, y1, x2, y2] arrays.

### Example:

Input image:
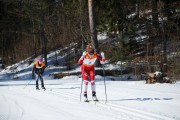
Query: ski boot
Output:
[[36, 81, 39, 90], [84, 94, 89, 102], [42, 86, 46, 90], [36, 86, 40, 90], [92, 92, 98, 101]]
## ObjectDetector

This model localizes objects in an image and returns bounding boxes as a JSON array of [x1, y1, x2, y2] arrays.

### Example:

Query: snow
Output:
[[1, 78, 180, 120], [97, 32, 108, 41], [0, 50, 180, 120]]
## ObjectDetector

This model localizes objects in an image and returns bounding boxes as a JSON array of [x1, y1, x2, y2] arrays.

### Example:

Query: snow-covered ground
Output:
[[0, 50, 180, 120], [0, 76, 180, 120], [0, 75, 180, 120]]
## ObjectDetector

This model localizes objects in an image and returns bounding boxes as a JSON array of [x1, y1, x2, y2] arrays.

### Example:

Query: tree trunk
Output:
[[152, 0, 158, 28], [31, 16, 37, 57], [163, 22, 167, 64], [0, 33, 4, 66], [135, 1, 139, 22], [40, 14, 48, 66], [88, 0, 99, 53], [88, 0, 101, 66]]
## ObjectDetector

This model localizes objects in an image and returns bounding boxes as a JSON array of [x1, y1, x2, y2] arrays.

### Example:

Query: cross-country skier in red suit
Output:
[[78, 43, 106, 101]]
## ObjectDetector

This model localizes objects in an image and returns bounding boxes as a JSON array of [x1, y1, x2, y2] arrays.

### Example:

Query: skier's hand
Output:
[[100, 52, 105, 58], [41, 72, 43, 76], [32, 73, 35, 79], [82, 51, 86, 57], [100, 52, 106, 65]]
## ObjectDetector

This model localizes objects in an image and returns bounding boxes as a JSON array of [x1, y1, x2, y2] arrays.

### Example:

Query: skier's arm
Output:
[[32, 64, 35, 74], [41, 66, 45, 75], [97, 52, 106, 64], [97, 54, 102, 61], [78, 51, 86, 64], [32, 64, 35, 78]]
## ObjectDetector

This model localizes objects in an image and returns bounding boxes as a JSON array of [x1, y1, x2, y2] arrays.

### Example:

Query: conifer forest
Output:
[[0, 0, 180, 79]]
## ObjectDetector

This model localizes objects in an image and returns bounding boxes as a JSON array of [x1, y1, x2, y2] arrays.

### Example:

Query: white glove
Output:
[[100, 52, 105, 58], [82, 51, 86, 57]]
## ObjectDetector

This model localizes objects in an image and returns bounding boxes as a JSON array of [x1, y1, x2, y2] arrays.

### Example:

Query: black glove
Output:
[[32, 73, 35, 79]]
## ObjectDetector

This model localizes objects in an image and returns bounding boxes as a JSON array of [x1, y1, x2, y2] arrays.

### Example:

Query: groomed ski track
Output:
[[47, 88, 175, 120], [0, 79, 179, 120]]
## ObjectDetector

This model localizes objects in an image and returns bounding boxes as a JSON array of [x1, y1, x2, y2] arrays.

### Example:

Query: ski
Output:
[[84, 100, 89, 102], [42, 88, 46, 91], [84, 100, 99, 103], [92, 96, 98, 101], [93, 99, 99, 102], [84, 98, 99, 103], [42, 86, 46, 90], [92, 99, 99, 103], [36, 88, 46, 91], [36, 88, 40, 90], [84, 97, 89, 102], [82, 95, 99, 102]]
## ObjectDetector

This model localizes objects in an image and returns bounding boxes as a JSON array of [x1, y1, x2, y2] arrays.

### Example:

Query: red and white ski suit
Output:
[[78, 51, 106, 95]]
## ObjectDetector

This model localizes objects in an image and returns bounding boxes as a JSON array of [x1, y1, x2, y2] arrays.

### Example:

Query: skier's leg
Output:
[[83, 80, 88, 100], [35, 73, 39, 89], [40, 75, 45, 89], [82, 69, 89, 99], [83, 80, 89, 102], [90, 69, 98, 101], [83, 77, 88, 95], [90, 70, 96, 96]]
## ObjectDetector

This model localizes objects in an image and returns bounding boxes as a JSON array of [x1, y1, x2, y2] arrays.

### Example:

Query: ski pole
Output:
[[24, 78, 33, 89], [102, 64, 107, 103], [24, 72, 37, 89], [80, 75, 83, 101]]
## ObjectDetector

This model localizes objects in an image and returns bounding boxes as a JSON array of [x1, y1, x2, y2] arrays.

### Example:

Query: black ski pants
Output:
[[36, 74, 45, 88]]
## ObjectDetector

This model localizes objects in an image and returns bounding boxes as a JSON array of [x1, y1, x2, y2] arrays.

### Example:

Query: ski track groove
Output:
[[15, 88, 75, 117], [14, 100, 24, 120], [6, 96, 25, 120], [2, 95, 10, 120], [46, 88, 175, 120], [0, 115, 7, 120]]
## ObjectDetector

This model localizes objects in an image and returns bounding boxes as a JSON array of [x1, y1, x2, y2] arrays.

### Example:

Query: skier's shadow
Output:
[[105, 97, 173, 101]]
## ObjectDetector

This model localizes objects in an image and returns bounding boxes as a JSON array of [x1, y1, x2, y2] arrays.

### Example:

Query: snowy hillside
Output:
[[0, 50, 180, 120]]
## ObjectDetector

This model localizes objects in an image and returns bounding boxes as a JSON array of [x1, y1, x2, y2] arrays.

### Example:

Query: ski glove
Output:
[[100, 52, 105, 58], [32, 73, 35, 79], [100, 52, 106, 64], [82, 51, 86, 57]]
